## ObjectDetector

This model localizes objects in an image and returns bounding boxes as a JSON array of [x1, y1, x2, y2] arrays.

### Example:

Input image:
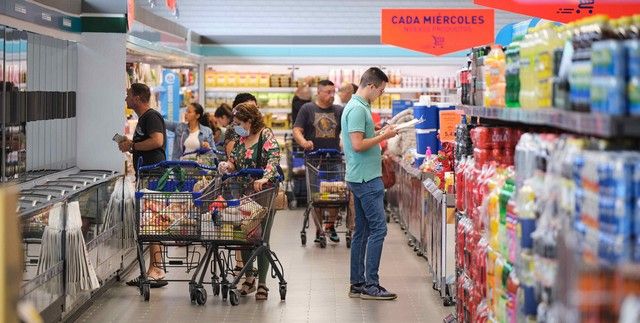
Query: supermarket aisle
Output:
[[76, 209, 453, 323]]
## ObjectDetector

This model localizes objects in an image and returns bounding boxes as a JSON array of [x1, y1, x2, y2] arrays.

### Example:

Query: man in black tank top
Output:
[[119, 83, 168, 288]]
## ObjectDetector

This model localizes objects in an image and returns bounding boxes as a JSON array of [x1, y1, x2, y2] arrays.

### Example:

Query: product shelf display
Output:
[[204, 64, 459, 135], [459, 14, 640, 116], [1, 26, 78, 184]]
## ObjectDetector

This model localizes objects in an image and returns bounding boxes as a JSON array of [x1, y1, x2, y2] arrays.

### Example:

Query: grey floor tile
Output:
[[74, 210, 454, 322]]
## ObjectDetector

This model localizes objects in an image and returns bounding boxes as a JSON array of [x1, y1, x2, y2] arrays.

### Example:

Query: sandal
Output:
[[240, 278, 256, 296], [126, 276, 168, 288], [255, 285, 269, 301]]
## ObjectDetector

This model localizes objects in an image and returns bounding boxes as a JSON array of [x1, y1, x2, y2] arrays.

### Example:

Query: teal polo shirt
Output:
[[340, 95, 382, 183]]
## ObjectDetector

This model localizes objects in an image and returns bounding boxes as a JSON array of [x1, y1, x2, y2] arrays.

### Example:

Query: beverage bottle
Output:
[[483, 45, 507, 107], [536, 23, 555, 108], [505, 40, 521, 108], [519, 28, 537, 108]]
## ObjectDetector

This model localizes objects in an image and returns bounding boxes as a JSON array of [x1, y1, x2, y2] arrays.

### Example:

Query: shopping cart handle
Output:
[[306, 149, 342, 157], [138, 160, 218, 172], [181, 148, 226, 157]]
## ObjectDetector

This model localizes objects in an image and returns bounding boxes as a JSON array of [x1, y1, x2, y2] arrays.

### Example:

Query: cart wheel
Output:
[[301, 232, 307, 246], [279, 284, 287, 301], [346, 237, 351, 249], [221, 285, 229, 300], [229, 290, 239, 306], [143, 284, 150, 302], [195, 288, 207, 306], [319, 237, 327, 249], [212, 282, 220, 296], [189, 283, 196, 302]]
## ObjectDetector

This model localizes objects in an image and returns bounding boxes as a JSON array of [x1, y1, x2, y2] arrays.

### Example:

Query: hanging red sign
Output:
[[474, 0, 640, 24], [166, 0, 177, 14], [381, 9, 495, 56]]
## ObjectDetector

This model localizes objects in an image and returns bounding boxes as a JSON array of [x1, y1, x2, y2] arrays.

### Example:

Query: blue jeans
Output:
[[348, 177, 387, 286]]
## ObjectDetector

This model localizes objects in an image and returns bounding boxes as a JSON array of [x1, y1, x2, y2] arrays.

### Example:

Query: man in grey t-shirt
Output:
[[293, 80, 344, 245]]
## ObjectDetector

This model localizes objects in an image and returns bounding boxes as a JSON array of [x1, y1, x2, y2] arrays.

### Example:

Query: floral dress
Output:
[[229, 128, 281, 182]]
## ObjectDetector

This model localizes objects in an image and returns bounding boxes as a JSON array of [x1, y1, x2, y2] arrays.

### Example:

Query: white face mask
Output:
[[234, 124, 250, 137]]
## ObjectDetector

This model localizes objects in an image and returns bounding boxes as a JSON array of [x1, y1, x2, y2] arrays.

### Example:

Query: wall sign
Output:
[[381, 9, 495, 56], [475, 0, 640, 24]]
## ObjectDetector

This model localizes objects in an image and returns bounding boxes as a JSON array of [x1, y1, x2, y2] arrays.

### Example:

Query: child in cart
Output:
[[217, 102, 283, 300], [292, 80, 345, 243]]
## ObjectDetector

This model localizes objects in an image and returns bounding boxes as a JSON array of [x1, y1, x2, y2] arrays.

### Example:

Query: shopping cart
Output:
[[195, 169, 286, 306], [284, 133, 307, 208], [133, 159, 219, 302], [300, 149, 353, 248]]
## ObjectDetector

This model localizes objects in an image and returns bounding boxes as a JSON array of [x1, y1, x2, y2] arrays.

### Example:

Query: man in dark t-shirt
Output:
[[118, 83, 167, 288], [293, 80, 344, 244]]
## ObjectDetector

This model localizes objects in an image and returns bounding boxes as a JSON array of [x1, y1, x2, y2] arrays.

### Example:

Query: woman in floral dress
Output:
[[218, 102, 281, 300]]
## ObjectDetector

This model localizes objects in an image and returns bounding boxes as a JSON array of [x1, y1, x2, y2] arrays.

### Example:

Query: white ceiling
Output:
[[139, 0, 529, 37]]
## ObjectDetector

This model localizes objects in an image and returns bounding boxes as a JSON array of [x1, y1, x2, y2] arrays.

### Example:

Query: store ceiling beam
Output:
[[81, 0, 126, 15], [201, 35, 381, 45], [139, 0, 529, 38]]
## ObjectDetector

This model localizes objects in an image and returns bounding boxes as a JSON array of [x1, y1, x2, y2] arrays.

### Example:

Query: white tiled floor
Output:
[[76, 209, 454, 323]]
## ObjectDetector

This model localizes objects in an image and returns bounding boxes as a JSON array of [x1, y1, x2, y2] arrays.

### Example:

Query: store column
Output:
[[76, 2, 128, 172]]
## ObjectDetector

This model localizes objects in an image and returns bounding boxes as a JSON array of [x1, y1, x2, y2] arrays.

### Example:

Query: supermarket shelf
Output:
[[460, 105, 640, 138], [206, 87, 453, 94], [206, 87, 308, 93], [262, 108, 291, 114], [385, 87, 455, 94]]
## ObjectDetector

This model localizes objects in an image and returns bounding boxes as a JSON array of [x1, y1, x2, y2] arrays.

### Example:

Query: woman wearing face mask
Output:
[[218, 102, 281, 301], [165, 102, 215, 161]]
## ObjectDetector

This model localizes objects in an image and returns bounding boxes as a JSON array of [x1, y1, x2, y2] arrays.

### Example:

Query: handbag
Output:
[[255, 128, 285, 181], [256, 129, 288, 210], [381, 155, 396, 189]]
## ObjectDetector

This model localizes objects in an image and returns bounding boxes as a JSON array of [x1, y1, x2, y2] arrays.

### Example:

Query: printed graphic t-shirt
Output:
[[293, 102, 343, 150]]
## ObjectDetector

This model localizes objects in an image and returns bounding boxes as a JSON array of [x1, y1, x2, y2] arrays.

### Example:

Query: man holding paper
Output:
[[341, 67, 398, 300]]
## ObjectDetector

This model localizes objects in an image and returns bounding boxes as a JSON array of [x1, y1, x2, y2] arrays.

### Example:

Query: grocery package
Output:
[[312, 181, 348, 202], [201, 195, 267, 241], [139, 197, 198, 236]]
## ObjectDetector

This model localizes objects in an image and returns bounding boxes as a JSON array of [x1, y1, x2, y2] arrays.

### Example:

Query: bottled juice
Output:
[[519, 28, 537, 108], [483, 45, 506, 107], [535, 23, 555, 108], [505, 41, 521, 108]]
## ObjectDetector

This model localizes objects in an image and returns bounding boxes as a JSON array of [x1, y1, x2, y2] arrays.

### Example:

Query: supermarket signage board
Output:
[[381, 9, 494, 56], [474, 0, 640, 24], [439, 110, 465, 143]]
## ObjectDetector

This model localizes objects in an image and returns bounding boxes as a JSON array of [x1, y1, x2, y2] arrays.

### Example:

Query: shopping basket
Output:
[[194, 168, 287, 306], [300, 149, 352, 248]]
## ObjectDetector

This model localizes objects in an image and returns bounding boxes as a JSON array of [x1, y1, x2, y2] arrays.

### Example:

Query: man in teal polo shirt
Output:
[[341, 67, 398, 300]]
